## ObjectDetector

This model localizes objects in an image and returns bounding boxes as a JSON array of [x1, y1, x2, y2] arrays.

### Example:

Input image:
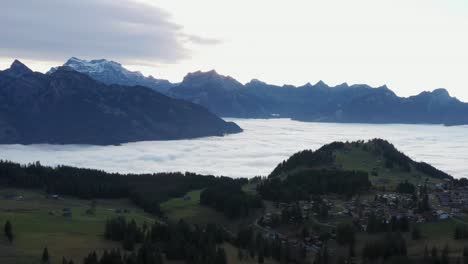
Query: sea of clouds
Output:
[[0, 119, 467, 178]]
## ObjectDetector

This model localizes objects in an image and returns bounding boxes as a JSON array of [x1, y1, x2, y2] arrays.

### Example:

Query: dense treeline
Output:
[[269, 142, 342, 177], [235, 226, 307, 264], [370, 139, 412, 171], [104, 218, 145, 251], [151, 221, 229, 263], [362, 233, 407, 261], [366, 212, 410, 233], [336, 223, 356, 245], [0, 160, 227, 216], [454, 225, 468, 240], [98, 217, 230, 264], [257, 169, 371, 202], [82, 244, 164, 264], [396, 181, 416, 194], [0, 161, 128, 198], [200, 177, 263, 219], [453, 178, 468, 187], [414, 161, 452, 179]]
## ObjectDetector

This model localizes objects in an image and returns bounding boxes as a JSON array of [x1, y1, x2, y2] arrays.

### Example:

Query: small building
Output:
[[63, 212, 72, 217], [62, 208, 72, 217], [436, 210, 449, 220]]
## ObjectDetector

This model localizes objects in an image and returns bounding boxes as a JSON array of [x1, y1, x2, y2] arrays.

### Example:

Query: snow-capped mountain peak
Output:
[[47, 57, 173, 93]]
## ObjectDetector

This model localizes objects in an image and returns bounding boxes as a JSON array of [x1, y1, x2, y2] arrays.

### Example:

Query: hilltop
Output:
[[269, 139, 451, 188]]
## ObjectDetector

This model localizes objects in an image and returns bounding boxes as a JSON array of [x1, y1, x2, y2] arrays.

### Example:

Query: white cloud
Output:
[[0, 0, 216, 64]]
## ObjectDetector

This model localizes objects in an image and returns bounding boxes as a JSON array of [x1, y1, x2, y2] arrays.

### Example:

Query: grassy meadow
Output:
[[0, 188, 154, 264]]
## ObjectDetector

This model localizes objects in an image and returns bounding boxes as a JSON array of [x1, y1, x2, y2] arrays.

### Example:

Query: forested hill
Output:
[[0, 160, 244, 216], [269, 139, 452, 180]]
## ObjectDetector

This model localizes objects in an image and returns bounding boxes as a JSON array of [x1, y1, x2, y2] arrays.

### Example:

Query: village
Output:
[[255, 178, 468, 255]]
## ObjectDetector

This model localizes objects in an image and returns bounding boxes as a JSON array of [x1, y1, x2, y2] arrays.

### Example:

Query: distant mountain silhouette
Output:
[[49, 59, 468, 125], [171, 71, 468, 125], [0, 60, 241, 145], [48, 57, 174, 93], [168, 70, 267, 117]]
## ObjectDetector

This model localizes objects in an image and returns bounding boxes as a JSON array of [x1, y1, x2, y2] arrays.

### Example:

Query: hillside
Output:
[[269, 139, 451, 188], [0, 60, 241, 145]]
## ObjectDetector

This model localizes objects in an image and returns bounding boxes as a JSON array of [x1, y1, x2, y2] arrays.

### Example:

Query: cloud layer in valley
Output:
[[0, 0, 212, 64], [0, 119, 466, 179]]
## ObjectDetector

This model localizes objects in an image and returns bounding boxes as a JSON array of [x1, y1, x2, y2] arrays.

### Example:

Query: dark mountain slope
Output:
[[169, 70, 267, 117], [0, 61, 241, 145], [171, 70, 468, 125]]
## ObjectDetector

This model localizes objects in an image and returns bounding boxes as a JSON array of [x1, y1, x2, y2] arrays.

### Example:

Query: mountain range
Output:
[[0, 60, 241, 145], [51, 58, 468, 126]]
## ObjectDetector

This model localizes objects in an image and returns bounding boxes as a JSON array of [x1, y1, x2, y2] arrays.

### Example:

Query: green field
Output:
[[335, 147, 442, 189], [161, 189, 263, 233], [0, 188, 155, 264]]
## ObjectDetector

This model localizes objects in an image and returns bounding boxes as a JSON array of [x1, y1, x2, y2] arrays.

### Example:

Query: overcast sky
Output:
[[1, 0, 467, 100]]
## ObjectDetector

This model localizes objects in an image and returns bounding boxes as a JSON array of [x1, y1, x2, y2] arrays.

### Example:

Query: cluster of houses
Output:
[[255, 180, 468, 259], [435, 186, 468, 213], [342, 192, 451, 231], [258, 199, 334, 253], [261, 199, 332, 226], [262, 225, 322, 254], [259, 188, 457, 250], [3, 193, 24, 201], [48, 207, 73, 217], [114, 208, 130, 214]]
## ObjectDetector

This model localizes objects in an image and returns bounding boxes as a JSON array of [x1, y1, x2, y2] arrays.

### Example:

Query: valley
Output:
[[1, 139, 467, 263]]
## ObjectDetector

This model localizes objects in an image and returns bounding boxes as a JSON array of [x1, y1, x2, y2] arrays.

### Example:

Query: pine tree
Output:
[[348, 241, 355, 258], [258, 251, 264, 264], [41, 247, 50, 264], [215, 247, 227, 264], [238, 248, 244, 260], [441, 244, 449, 264], [4, 220, 13, 243], [424, 245, 430, 262], [412, 226, 421, 240], [431, 246, 438, 259]]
